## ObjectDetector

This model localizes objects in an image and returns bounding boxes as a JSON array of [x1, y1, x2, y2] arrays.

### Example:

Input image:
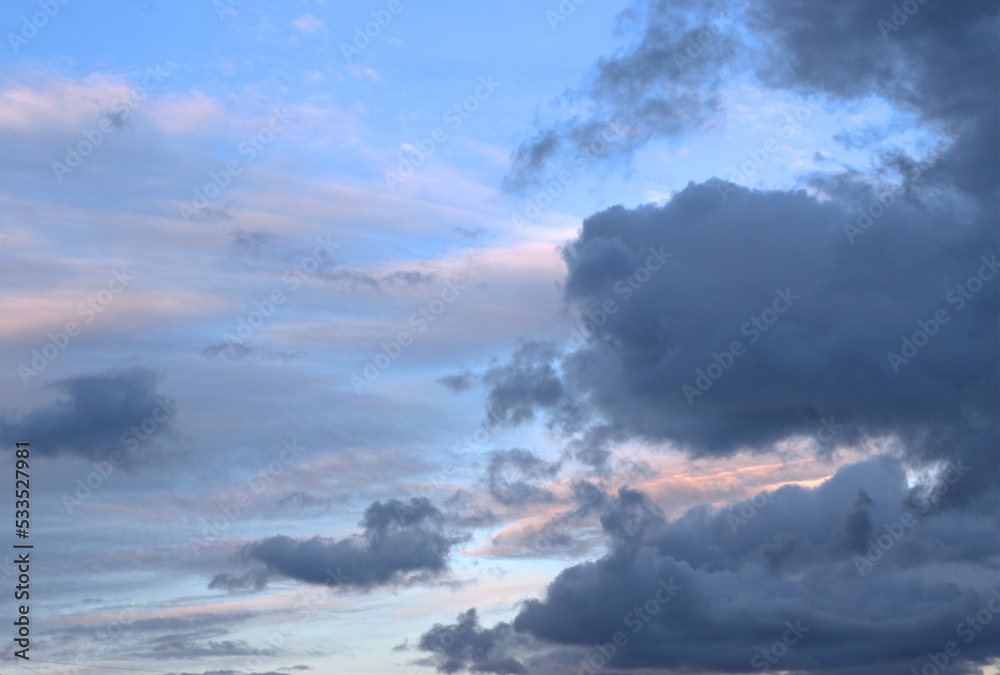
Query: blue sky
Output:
[[0, 1, 997, 674]]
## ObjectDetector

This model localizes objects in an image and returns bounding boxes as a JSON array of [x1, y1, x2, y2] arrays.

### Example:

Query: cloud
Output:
[[431, 457, 999, 673], [291, 13, 325, 34], [505, 0, 998, 198], [481, 341, 580, 430], [503, 0, 741, 190], [484, 175, 998, 503], [207, 570, 270, 592], [438, 370, 475, 392], [484, 448, 561, 506], [0, 367, 176, 462], [418, 609, 528, 674], [216, 498, 466, 591]]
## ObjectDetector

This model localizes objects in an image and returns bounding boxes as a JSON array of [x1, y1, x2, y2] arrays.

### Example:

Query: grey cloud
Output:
[[220, 498, 466, 591], [0, 367, 176, 462], [504, 0, 741, 190], [483, 178, 998, 505], [504, 459, 999, 672], [208, 569, 269, 592], [231, 228, 276, 255], [438, 370, 475, 392], [485, 448, 560, 506], [277, 490, 336, 511], [168, 671, 306, 675], [418, 609, 528, 674], [481, 341, 579, 430]]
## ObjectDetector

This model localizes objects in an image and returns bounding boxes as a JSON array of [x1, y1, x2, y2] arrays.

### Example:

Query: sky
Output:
[[0, 1, 997, 674]]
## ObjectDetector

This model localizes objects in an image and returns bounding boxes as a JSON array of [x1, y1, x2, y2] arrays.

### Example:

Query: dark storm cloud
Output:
[[0, 367, 176, 461], [438, 1, 999, 673], [437, 459, 998, 673], [484, 448, 560, 506], [484, 177, 998, 503], [220, 498, 466, 590], [419, 609, 529, 674]]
